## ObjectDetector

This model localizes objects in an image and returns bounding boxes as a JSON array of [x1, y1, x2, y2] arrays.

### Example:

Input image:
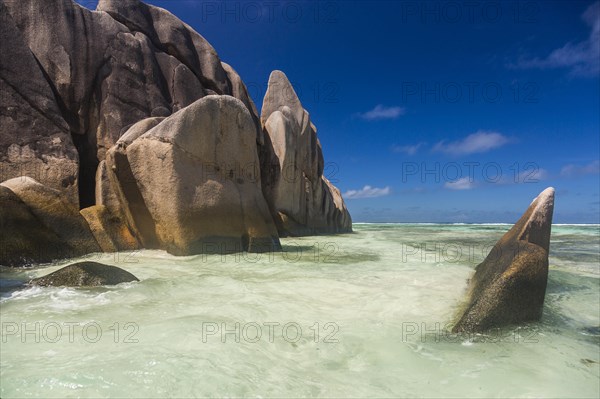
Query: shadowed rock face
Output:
[[0, 186, 72, 266], [29, 262, 139, 287], [452, 187, 555, 333], [0, 177, 101, 262], [260, 71, 352, 236], [0, 2, 79, 206]]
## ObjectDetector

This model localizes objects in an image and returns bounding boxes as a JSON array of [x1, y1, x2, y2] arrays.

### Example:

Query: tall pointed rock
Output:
[[260, 70, 352, 236], [453, 187, 555, 333]]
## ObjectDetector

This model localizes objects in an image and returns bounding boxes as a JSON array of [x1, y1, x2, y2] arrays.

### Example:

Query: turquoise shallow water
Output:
[[1, 224, 599, 398]]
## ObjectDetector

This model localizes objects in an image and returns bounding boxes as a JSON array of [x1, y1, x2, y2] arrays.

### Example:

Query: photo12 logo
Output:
[[398, 1, 540, 24], [1, 321, 140, 344], [400, 162, 543, 184], [400, 81, 540, 104], [401, 322, 540, 344], [201, 321, 340, 344], [198, 1, 340, 24], [197, 240, 341, 264]]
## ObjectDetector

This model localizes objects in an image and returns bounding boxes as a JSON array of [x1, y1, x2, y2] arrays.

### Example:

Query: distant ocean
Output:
[[1, 224, 598, 398]]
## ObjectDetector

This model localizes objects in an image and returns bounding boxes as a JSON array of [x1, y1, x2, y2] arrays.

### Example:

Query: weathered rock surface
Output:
[[0, 186, 72, 266], [2, 0, 260, 209], [29, 261, 139, 287], [452, 187, 555, 333], [0, 177, 102, 259], [94, 160, 121, 215], [106, 95, 281, 255], [0, 0, 351, 265], [260, 71, 352, 236], [80, 205, 139, 252], [0, 2, 79, 206]]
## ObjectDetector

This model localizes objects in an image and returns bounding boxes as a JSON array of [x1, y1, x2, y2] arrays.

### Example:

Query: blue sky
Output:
[[78, 0, 599, 223]]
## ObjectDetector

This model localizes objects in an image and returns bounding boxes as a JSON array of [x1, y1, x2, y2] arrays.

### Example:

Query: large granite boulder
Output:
[[0, 177, 102, 260], [29, 261, 139, 287], [0, 0, 352, 266], [260, 71, 352, 236], [105, 95, 281, 255], [2, 0, 260, 209], [0, 186, 73, 266], [452, 187, 555, 333], [97, 0, 230, 94], [96, 0, 261, 137]]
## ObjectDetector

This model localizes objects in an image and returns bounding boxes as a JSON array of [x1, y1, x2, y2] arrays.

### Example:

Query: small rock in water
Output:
[[29, 262, 139, 287], [581, 326, 600, 336]]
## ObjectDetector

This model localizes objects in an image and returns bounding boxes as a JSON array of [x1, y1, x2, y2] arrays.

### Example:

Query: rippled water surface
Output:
[[1, 224, 599, 398]]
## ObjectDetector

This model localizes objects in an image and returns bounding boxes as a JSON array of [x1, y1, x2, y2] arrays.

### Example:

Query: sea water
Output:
[[0, 224, 598, 398]]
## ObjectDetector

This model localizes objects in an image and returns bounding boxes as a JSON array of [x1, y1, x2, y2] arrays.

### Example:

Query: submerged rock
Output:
[[581, 326, 600, 336], [29, 261, 139, 287], [452, 187, 555, 333]]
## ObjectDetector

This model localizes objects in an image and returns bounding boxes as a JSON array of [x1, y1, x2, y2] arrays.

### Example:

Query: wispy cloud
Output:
[[560, 160, 600, 177], [479, 166, 549, 185], [433, 131, 509, 156], [344, 185, 391, 199], [391, 142, 425, 155], [358, 105, 405, 121], [509, 2, 600, 77], [444, 177, 475, 190]]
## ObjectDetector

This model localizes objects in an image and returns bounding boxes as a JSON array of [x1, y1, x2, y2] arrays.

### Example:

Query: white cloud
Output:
[[510, 2, 600, 77], [433, 131, 509, 156], [359, 105, 405, 120], [560, 160, 600, 177], [444, 177, 475, 190], [392, 142, 425, 155], [343, 185, 391, 199]]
